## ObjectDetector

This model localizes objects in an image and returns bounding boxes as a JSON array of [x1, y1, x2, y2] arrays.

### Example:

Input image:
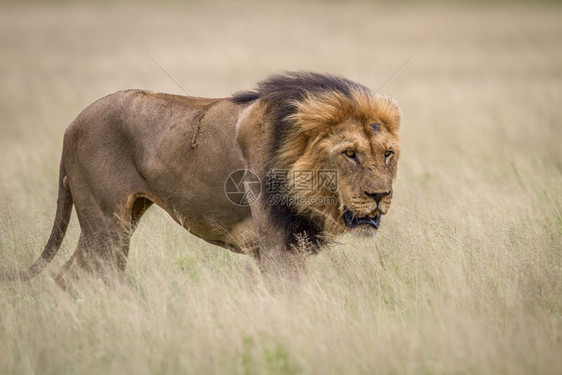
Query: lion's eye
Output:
[[344, 149, 357, 159], [384, 150, 394, 162]]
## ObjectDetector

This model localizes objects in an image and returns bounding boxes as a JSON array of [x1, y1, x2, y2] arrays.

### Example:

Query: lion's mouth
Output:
[[343, 208, 381, 229]]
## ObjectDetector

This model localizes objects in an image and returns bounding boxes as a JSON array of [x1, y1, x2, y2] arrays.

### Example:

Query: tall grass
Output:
[[1, 1, 561, 374]]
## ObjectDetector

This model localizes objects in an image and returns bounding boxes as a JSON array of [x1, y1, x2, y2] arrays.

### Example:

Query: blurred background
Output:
[[1, 1, 561, 374]]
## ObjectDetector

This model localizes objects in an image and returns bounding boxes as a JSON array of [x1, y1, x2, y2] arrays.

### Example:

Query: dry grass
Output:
[[1, 1, 561, 374]]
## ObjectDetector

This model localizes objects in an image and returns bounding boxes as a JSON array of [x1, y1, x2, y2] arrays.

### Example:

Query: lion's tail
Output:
[[3, 157, 73, 281]]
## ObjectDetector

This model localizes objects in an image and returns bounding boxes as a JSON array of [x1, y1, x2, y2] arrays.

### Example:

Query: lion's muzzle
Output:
[[343, 208, 381, 229]]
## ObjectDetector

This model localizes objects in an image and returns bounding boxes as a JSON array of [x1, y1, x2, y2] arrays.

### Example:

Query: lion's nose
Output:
[[365, 191, 390, 204]]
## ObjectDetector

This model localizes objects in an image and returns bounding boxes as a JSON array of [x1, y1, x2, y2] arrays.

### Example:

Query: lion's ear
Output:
[[376, 95, 401, 133]]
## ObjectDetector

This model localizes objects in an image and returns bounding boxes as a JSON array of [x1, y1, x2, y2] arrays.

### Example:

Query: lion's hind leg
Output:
[[55, 211, 133, 287], [55, 189, 153, 288]]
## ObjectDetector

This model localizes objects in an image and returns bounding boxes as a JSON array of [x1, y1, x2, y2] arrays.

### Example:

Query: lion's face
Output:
[[327, 118, 399, 235], [281, 91, 401, 237]]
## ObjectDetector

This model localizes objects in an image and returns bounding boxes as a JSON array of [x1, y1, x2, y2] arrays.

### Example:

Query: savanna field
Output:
[[1, 1, 561, 374]]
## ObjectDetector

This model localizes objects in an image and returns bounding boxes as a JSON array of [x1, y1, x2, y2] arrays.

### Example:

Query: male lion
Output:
[[16, 72, 401, 282]]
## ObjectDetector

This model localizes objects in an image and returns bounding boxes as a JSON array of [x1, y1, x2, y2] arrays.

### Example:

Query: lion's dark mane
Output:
[[231, 72, 371, 252]]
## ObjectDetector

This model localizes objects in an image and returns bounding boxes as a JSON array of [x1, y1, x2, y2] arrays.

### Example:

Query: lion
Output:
[[13, 72, 401, 282]]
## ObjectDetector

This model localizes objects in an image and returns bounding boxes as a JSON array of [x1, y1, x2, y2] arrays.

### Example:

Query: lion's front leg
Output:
[[249, 206, 306, 280], [258, 241, 305, 280]]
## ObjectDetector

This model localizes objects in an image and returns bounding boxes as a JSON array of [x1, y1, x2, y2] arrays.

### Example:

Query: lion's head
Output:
[[234, 72, 401, 247]]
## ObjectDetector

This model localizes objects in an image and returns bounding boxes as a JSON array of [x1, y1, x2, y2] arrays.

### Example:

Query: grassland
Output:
[[1, 1, 561, 374]]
